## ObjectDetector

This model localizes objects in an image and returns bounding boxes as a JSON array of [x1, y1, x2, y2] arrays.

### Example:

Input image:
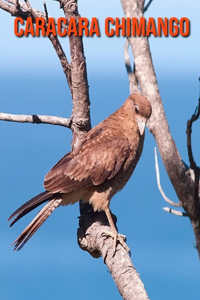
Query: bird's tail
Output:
[[8, 191, 62, 251]]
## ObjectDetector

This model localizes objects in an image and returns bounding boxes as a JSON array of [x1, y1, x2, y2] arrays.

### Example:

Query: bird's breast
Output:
[[110, 137, 144, 193]]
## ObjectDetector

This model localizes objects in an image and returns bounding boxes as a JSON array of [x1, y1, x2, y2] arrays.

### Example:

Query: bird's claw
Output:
[[101, 231, 130, 257]]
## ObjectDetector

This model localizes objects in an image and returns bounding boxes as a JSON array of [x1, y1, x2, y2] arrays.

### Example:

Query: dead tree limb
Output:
[[163, 207, 188, 217], [121, 0, 200, 257], [186, 97, 200, 205], [0, 112, 71, 127], [154, 147, 181, 207], [59, 0, 91, 149], [124, 39, 139, 93]]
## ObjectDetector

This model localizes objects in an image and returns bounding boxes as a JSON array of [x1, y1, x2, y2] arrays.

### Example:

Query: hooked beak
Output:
[[136, 116, 146, 135]]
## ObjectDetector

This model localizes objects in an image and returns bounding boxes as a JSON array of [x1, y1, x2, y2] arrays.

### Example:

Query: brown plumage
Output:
[[8, 93, 152, 252]]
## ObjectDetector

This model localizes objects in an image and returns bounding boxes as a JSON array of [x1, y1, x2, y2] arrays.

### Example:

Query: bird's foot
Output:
[[101, 231, 130, 257]]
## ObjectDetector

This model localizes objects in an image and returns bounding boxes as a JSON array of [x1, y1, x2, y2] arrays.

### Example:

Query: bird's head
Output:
[[129, 93, 152, 135]]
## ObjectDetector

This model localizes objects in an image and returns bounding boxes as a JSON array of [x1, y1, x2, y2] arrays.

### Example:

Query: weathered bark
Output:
[[0, 112, 71, 127], [60, 0, 91, 148], [78, 203, 150, 300], [120, 0, 200, 256]]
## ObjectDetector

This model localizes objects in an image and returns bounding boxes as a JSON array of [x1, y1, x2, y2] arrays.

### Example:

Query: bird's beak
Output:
[[136, 116, 146, 135]]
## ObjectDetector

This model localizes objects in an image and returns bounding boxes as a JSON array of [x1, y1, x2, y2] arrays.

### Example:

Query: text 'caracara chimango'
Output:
[[8, 93, 152, 254]]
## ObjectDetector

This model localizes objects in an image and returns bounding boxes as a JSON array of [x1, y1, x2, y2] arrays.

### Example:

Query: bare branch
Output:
[[24, 0, 36, 17], [0, 112, 71, 127], [24, 0, 72, 92], [124, 39, 139, 93], [6, 0, 28, 11], [138, 0, 145, 11], [124, 39, 133, 75], [163, 207, 188, 217], [5, 0, 67, 28], [43, 1, 48, 22], [59, 0, 91, 148], [186, 96, 200, 203], [78, 205, 150, 300], [2, 0, 72, 93], [138, 0, 154, 13], [121, 0, 200, 257], [154, 147, 181, 207], [0, 0, 28, 17], [187, 101, 200, 170], [48, 33, 72, 93], [144, 0, 154, 13], [27, 1, 72, 94]]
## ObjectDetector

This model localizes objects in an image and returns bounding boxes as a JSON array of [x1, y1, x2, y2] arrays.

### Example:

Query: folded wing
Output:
[[44, 125, 131, 193]]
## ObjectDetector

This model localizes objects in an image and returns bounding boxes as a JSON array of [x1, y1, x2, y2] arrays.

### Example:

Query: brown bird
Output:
[[8, 93, 152, 253]]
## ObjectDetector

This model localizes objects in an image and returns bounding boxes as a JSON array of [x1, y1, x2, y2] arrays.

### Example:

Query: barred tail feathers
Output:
[[11, 197, 62, 251]]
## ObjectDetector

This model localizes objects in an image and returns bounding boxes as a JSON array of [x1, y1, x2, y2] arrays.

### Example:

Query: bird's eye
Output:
[[135, 105, 139, 114]]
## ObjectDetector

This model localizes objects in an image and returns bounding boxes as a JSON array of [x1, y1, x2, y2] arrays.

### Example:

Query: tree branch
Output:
[[186, 95, 200, 205], [124, 39, 139, 93], [26, 0, 72, 94], [78, 203, 150, 300], [138, 0, 145, 11], [0, 0, 72, 91], [59, 0, 91, 148], [143, 0, 154, 13], [0, 112, 71, 127], [123, 0, 152, 95], [154, 147, 181, 207], [0, 0, 28, 17], [48, 32, 72, 93], [163, 207, 188, 217], [2, 0, 57, 22], [121, 0, 200, 258], [43, 1, 48, 22], [5, 0, 66, 25]]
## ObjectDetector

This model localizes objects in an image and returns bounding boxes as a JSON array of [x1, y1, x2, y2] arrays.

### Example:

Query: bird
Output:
[[8, 93, 152, 253]]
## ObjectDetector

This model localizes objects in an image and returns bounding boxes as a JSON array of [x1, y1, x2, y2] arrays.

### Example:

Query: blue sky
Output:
[[0, 1, 200, 299]]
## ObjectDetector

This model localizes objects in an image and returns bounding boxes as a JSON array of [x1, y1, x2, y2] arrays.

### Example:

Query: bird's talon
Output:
[[101, 231, 130, 255]]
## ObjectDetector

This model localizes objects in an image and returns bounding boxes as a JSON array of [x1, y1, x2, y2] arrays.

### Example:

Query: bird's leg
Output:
[[102, 207, 130, 256]]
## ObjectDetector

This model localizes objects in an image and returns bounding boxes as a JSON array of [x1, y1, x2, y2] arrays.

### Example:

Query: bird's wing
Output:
[[44, 125, 130, 193]]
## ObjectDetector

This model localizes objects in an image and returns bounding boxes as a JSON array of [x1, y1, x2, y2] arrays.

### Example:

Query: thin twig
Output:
[[154, 147, 181, 207], [2, 0, 72, 93], [0, 0, 27, 17], [186, 101, 200, 169], [124, 39, 139, 93], [43, 1, 48, 22], [24, 0, 37, 18], [4, 0, 68, 28], [144, 0, 154, 13], [124, 39, 133, 75], [186, 80, 200, 204], [163, 207, 188, 217], [0, 112, 71, 127], [6, 0, 27, 10], [25, 0, 72, 93], [48, 34, 72, 94]]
